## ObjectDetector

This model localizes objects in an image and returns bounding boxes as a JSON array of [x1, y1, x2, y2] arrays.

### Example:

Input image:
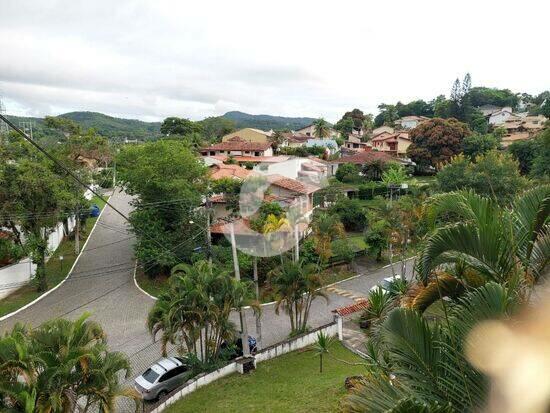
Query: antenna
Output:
[[0, 96, 8, 135]]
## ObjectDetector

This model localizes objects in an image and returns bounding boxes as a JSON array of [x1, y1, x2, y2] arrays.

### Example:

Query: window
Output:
[[254, 151, 261, 156], [159, 365, 187, 382], [142, 368, 160, 384]]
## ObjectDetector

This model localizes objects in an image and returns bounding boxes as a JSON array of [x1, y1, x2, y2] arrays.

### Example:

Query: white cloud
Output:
[[0, 0, 548, 122]]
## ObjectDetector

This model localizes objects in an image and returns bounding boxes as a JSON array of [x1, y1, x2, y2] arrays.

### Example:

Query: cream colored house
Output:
[[295, 124, 339, 138], [370, 132, 411, 157], [221, 128, 272, 143]]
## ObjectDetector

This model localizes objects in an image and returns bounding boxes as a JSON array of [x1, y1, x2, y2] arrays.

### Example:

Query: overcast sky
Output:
[[1, 0, 548, 123]]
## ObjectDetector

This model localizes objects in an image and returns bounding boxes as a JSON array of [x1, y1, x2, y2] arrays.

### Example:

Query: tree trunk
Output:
[[253, 257, 262, 349], [320, 353, 323, 373]]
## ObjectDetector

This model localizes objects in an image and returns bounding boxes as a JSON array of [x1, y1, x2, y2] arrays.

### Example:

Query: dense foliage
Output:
[[407, 118, 471, 167]]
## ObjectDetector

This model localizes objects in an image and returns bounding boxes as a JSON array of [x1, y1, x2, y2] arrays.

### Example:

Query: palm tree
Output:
[[0, 314, 137, 413], [313, 118, 330, 138], [311, 212, 345, 264], [343, 282, 518, 412], [270, 130, 286, 152], [312, 331, 334, 373], [148, 261, 255, 362], [416, 187, 549, 290], [268, 260, 328, 335]]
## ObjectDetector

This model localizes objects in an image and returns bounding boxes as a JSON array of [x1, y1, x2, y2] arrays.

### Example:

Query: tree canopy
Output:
[[160, 116, 203, 136], [407, 118, 471, 167]]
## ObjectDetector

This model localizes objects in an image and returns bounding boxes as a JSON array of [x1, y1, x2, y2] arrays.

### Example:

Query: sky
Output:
[[1, 0, 548, 123]]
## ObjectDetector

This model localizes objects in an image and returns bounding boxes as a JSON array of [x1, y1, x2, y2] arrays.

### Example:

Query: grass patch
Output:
[[0, 197, 109, 317], [164, 342, 365, 413], [135, 267, 169, 297]]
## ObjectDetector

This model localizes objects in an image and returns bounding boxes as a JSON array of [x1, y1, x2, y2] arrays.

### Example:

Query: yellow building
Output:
[[221, 128, 271, 143]]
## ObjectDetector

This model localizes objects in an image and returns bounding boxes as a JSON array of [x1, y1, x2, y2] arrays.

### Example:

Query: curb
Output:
[[136, 257, 417, 310], [132, 261, 158, 301], [0, 197, 110, 322]]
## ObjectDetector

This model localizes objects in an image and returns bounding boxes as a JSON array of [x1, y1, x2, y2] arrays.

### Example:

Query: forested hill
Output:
[[222, 111, 316, 131], [60, 112, 161, 139], [5, 112, 162, 144]]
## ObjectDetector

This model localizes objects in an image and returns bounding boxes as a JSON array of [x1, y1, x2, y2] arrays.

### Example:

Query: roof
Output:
[[334, 150, 397, 165], [267, 174, 320, 195], [202, 136, 272, 152], [231, 156, 290, 163], [397, 115, 429, 122], [371, 132, 410, 142], [209, 164, 253, 180], [332, 299, 370, 316]]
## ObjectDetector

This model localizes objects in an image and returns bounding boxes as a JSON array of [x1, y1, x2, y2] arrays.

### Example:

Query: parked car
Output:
[[134, 357, 191, 401], [370, 274, 403, 293]]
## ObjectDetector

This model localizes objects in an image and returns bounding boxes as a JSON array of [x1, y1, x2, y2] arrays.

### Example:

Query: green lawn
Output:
[[164, 342, 365, 413], [135, 268, 168, 297], [0, 196, 109, 317]]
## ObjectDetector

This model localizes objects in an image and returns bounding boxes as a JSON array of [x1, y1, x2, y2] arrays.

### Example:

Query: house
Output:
[[372, 126, 395, 136], [500, 115, 547, 147], [370, 132, 412, 157], [209, 163, 253, 180], [477, 104, 502, 117], [394, 116, 429, 129], [252, 157, 328, 181], [283, 133, 310, 148], [488, 107, 515, 125], [295, 124, 339, 138], [200, 136, 273, 157], [343, 135, 370, 152], [221, 128, 272, 143], [330, 149, 406, 176]]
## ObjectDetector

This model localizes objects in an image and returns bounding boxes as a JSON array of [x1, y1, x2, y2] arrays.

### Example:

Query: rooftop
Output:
[[202, 136, 272, 152]]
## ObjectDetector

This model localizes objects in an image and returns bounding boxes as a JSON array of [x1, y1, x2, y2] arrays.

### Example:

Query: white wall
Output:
[[0, 216, 76, 298]]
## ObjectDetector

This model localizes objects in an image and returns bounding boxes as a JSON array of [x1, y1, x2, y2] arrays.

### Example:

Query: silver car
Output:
[[134, 357, 191, 401]]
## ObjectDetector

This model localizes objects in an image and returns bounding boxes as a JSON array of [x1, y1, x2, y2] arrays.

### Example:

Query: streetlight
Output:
[[59, 255, 64, 272]]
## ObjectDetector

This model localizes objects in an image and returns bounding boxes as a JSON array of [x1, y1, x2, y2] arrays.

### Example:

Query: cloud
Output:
[[0, 0, 548, 122]]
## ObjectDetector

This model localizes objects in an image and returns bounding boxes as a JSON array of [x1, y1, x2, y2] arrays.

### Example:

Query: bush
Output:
[[329, 198, 367, 231], [331, 239, 355, 263], [357, 182, 387, 200], [335, 163, 361, 183]]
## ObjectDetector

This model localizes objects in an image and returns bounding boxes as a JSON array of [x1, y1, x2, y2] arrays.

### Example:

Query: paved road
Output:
[[0, 190, 415, 412]]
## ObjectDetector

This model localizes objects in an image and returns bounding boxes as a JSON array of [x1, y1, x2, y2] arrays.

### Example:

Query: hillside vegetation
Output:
[[222, 110, 316, 131]]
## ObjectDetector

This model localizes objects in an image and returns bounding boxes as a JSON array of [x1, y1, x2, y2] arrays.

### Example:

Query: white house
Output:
[[394, 116, 429, 129], [488, 107, 515, 125]]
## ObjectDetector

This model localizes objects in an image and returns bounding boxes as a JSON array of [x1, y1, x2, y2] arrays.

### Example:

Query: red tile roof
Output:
[[202, 136, 272, 152], [267, 174, 319, 195], [334, 150, 397, 164], [209, 164, 253, 180], [332, 299, 369, 316], [371, 132, 410, 142]]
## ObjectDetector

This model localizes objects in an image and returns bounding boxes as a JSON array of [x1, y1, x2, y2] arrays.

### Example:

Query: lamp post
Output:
[[59, 255, 64, 272]]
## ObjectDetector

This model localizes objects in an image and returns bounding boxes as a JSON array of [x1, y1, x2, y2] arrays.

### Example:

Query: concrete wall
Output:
[[0, 216, 77, 298], [151, 322, 339, 413]]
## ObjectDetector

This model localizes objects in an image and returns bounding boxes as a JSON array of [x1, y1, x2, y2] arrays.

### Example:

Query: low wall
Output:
[[151, 322, 338, 413], [0, 216, 76, 298]]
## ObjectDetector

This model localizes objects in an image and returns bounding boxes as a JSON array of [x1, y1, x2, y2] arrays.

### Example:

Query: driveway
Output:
[[0, 190, 415, 412]]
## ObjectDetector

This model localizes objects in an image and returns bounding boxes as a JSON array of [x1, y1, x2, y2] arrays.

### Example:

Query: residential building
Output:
[[488, 107, 515, 125], [477, 104, 502, 117], [372, 125, 394, 136], [370, 132, 412, 157], [343, 135, 370, 152], [330, 149, 406, 175], [200, 136, 273, 157], [500, 115, 547, 147], [295, 124, 339, 138], [221, 128, 272, 143], [394, 115, 429, 129]]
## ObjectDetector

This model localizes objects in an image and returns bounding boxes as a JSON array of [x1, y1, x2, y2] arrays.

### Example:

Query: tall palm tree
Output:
[[343, 282, 518, 413], [311, 212, 345, 264], [313, 118, 331, 138], [268, 260, 328, 335], [417, 187, 549, 290], [148, 260, 255, 362]]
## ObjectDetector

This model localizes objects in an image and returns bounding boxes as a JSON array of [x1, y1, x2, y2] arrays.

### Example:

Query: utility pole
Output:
[[294, 224, 300, 262], [112, 158, 117, 189], [230, 222, 250, 356], [75, 203, 80, 255], [253, 256, 262, 350], [205, 199, 212, 269]]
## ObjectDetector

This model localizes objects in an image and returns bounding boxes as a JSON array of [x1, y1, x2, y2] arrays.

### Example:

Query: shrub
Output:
[[329, 197, 367, 231]]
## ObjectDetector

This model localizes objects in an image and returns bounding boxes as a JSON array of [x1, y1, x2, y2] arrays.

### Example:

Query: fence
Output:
[[151, 322, 339, 413]]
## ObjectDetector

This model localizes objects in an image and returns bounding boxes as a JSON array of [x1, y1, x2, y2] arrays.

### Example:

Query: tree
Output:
[[311, 212, 345, 263], [335, 162, 361, 183], [508, 138, 538, 175], [364, 218, 389, 262], [0, 152, 82, 291], [381, 164, 407, 186], [462, 133, 500, 160], [436, 151, 527, 204], [0, 313, 139, 412], [336, 109, 366, 133], [148, 261, 255, 361], [268, 260, 327, 335], [312, 331, 334, 373], [530, 128, 550, 179], [395, 100, 434, 117], [466, 86, 519, 108], [116, 140, 209, 275], [377, 104, 399, 126], [334, 117, 355, 136], [44, 115, 82, 137], [313, 118, 331, 138], [160, 116, 202, 136], [417, 187, 550, 286], [342, 283, 519, 412], [407, 118, 471, 167], [329, 197, 368, 231], [199, 116, 235, 140]]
